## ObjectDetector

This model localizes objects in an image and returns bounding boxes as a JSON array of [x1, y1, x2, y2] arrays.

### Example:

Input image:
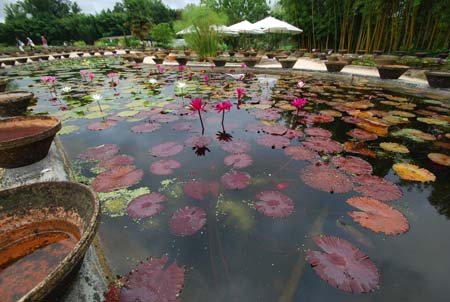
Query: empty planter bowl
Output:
[[377, 65, 409, 79], [0, 181, 100, 302], [425, 71, 450, 88], [279, 58, 297, 69], [212, 57, 227, 67], [0, 91, 33, 116], [0, 115, 61, 168], [325, 61, 347, 72], [242, 57, 261, 68], [175, 56, 189, 66]]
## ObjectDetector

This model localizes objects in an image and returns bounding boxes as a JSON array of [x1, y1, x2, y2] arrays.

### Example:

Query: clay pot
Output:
[[52, 54, 62, 60], [326, 55, 339, 61], [242, 57, 261, 68], [40, 55, 50, 61], [374, 55, 399, 65], [99, 51, 105, 56], [266, 52, 275, 59], [212, 57, 227, 67], [377, 65, 409, 79], [275, 55, 288, 62], [325, 61, 347, 72], [2, 59, 16, 66], [279, 58, 297, 69], [125, 49, 131, 54], [133, 55, 145, 63], [62, 53, 70, 58], [425, 71, 450, 88], [0, 115, 61, 168], [112, 50, 117, 54], [0, 78, 8, 92], [153, 57, 164, 64], [228, 50, 235, 57], [16, 58, 28, 64], [77, 52, 84, 57], [0, 181, 99, 301], [175, 56, 189, 66], [89, 51, 96, 56], [0, 91, 33, 116]]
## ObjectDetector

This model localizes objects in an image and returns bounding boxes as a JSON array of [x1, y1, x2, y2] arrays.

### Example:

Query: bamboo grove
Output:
[[277, 0, 450, 52]]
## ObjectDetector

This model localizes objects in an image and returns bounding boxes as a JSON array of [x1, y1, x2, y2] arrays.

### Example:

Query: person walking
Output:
[[26, 37, 35, 50], [41, 35, 48, 49], [16, 38, 25, 52]]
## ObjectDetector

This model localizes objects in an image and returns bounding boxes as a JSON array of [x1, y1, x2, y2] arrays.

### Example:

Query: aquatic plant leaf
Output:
[[117, 110, 139, 118], [59, 125, 80, 135], [98, 155, 135, 171], [99, 187, 150, 218], [300, 164, 352, 193], [152, 113, 179, 123], [250, 109, 281, 120], [171, 122, 194, 131], [254, 191, 294, 218], [344, 142, 376, 158], [88, 119, 118, 131], [392, 163, 436, 182], [150, 160, 181, 176], [304, 127, 332, 138], [169, 206, 207, 236], [306, 235, 379, 293], [224, 153, 253, 169], [131, 122, 161, 133], [347, 128, 378, 141], [127, 192, 166, 219], [256, 134, 290, 148], [379, 142, 409, 154], [346, 197, 409, 235], [342, 116, 362, 125], [184, 135, 213, 148], [92, 165, 144, 193], [331, 155, 373, 175], [150, 142, 184, 157], [220, 139, 251, 154], [217, 200, 254, 232], [79, 144, 120, 161], [428, 153, 450, 166], [417, 117, 448, 126], [262, 124, 288, 135], [301, 113, 335, 124], [182, 180, 220, 200], [284, 146, 319, 162], [284, 129, 304, 139], [391, 128, 435, 142], [104, 256, 184, 302], [353, 175, 402, 202], [85, 111, 108, 119], [221, 170, 252, 190], [303, 137, 343, 153]]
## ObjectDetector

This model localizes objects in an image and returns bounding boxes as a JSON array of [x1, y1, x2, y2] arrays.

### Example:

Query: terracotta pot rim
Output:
[[0, 115, 61, 150]]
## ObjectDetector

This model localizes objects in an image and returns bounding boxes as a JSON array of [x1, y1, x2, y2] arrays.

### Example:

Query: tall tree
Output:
[[201, 0, 269, 24]]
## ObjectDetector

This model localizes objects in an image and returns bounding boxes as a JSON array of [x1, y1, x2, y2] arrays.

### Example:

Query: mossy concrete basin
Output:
[[0, 115, 61, 168], [0, 91, 33, 116], [0, 181, 100, 302]]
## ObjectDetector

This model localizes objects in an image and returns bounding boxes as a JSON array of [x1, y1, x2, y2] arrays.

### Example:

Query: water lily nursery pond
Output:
[[5, 57, 450, 302]]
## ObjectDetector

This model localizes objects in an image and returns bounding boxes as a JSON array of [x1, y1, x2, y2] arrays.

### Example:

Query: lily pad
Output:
[[428, 153, 450, 166], [92, 165, 144, 193], [392, 163, 436, 182], [256, 135, 290, 148], [131, 122, 161, 133], [221, 170, 252, 190], [346, 197, 409, 235], [254, 191, 294, 218], [182, 180, 219, 200], [150, 142, 184, 157], [169, 206, 207, 236], [303, 137, 343, 153], [127, 192, 166, 219], [184, 135, 213, 148], [347, 128, 378, 141], [300, 164, 353, 193], [353, 175, 402, 202], [78, 144, 120, 161], [97, 155, 135, 171], [391, 128, 435, 142], [304, 127, 332, 138], [224, 153, 253, 169], [87, 119, 118, 131], [331, 155, 373, 175], [379, 142, 409, 154], [59, 125, 80, 135], [150, 159, 181, 175], [220, 139, 251, 154], [284, 146, 319, 162], [306, 235, 379, 293], [117, 110, 139, 117]]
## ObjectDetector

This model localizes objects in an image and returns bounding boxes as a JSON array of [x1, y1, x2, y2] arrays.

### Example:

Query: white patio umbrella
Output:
[[228, 20, 264, 34], [176, 25, 238, 36], [253, 16, 302, 34]]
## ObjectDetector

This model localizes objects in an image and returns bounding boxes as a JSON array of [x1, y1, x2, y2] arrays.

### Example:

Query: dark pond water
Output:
[[4, 57, 450, 301]]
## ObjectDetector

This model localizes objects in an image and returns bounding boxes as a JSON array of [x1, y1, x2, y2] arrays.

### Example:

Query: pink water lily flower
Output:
[[210, 64, 215, 71], [41, 76, 57, 83], [203, 75, 209, 83], [297, 81, 305, 88], [241, 63, 247, 69], [236, 87, 245, 99], [107, 72, 118, 78], [87, 72, 95, 81], [189, 98, 206, 112], [178, 65, 184, 72], [79, 70, 88, 77], [215, 101, 232, 113], [292, 98, 307, 109]]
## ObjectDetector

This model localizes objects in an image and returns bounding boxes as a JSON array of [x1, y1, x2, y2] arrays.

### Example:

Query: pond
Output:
[[4, 57, 450, 302]]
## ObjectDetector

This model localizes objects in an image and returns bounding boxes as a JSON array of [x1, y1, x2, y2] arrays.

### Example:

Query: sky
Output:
[[0, 0, 200, 22]]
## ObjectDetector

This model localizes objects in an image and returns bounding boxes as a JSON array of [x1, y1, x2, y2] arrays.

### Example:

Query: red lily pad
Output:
[[344, 141, 376, 158], [169, 206, 207, 236], [306, 235, 379, 293], [150, 159, 181, 175], [346, 197, 409, 235], [97, 155, 135, 171], [304, 127, 332, 138], [220, 139, 251, 154], [347, 128, 378, 141], [353, 175, 402, 202], [172, 122, 194, 131], [301, 113, 334, 124], [284, 146, 319, 162], [151, 113, 179, 123], [127, 192, 166, 219], [251, 109, 281, 120], [331, 155, 373, 175], [300, 164, 353, 193], [182, 180, 219, 200], [87, 119, 118, 131], [303, 137, 343, 153], [184, 135, 213, 148], [131, 122, 161, 133], [342, 116, 363, 124], [78, 144, 119, 161], [150, 142, 184, 157], [92, 165, 144, 193], [262, 124, 288, 135], [104, 256, 184, 302], [224, 153, 253, 169], [284, 129, 304, 139], [221, 170, 252, 190], [256, 135, 290, 148], [244, 122, 264, 133], [254, 191, 294, 218]]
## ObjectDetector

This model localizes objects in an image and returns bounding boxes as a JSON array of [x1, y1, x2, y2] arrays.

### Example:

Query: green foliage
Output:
[[73, 40, 87, 47], [175, 5, 228, 60], [201, 0, 269, 24], [150, 23, 174, 48]]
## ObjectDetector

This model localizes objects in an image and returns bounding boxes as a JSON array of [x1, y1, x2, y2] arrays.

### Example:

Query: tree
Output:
[[123, 0, 153, 49], [150, 23, 174, 48], [201, 0, 269, 24]]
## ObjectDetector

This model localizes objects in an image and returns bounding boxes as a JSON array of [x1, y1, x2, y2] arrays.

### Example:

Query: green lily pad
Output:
[[59, 125, 80, 135]]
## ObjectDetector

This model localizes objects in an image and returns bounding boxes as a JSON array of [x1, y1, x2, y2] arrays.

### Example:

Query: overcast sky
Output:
[[0, 0, 200, 22]]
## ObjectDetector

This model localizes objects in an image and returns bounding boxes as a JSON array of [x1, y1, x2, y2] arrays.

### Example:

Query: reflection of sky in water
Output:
[[5, 59, 450, 301]]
